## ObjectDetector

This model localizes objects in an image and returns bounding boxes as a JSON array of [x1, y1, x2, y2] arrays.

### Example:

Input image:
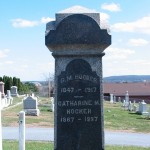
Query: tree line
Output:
[[0, 75, 38, 94]]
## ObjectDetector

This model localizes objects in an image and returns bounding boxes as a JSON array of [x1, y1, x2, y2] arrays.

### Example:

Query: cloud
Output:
[[101, 3, 121, 12], [105, 47, 135, 60], [111, 15, 150, 34], [41, 17, 54, 24], [0, 49, 10, 58], [126, 59, 150, 65], [11, 19, 39, 28], [100, 12, 110, 30], [11, 17, 55, 28], [129, 38, 149, 46], [59, 5, 97, 13], [5, 61, 14, 64]]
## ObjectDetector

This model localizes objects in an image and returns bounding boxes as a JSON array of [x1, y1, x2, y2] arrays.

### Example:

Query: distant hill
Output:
[[103, 75, 150, 83]]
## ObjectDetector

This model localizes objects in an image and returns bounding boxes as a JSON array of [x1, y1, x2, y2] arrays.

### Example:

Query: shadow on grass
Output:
[[128, 112, 149, 120]]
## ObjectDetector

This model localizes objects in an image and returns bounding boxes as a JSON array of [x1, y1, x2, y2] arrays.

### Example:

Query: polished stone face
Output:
[[45, 11, 111, 150], [56, 59, 103, 150]]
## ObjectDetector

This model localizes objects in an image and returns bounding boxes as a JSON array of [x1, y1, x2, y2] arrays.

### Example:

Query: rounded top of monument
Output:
[[0, 81, 4, 85], [58, 5, 98, 14]]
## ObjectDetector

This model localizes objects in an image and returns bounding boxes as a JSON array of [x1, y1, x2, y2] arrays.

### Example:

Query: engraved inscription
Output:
[[57, 59, 102, 149]]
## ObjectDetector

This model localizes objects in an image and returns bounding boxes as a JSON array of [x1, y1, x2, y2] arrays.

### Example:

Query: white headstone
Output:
[[138, 100, 148, 115], [7, 90, 11, 98], [0, 82, 5, 97], [50, 97, 54, 112], [23, 96, 40, 116], [113, 96, 116, 103], [0, 92, 2, 150], [125, 91, 129, 103], [11, 86, 19, 97], [110, 94, 113, 103], [128, 101, 132, 111]]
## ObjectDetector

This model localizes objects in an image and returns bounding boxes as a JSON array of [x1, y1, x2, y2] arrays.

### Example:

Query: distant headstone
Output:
[[118, 97, 121, 102], [0, 92, 2, 149], [50, 97, 54, 112], [113, 96, 116, 103], [11, 86, 19, 97], [45, 6, 111, 150], [30, 93, 35, 97], [0, 82, 5, 97], [110, 94, 113, 103], [23, 96, 40, 116], [137, 100, 148, 115], [7, 90, 13, 105], [0, 92, 1, 108], [125, 91, 129, 103], [128, 101, 132, 111]]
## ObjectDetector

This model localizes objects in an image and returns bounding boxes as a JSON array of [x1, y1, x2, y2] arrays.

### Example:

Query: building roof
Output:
[[103, 82, 150, 96]]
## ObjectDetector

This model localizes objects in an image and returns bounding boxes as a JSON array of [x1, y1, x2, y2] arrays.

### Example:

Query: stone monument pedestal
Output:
[[45, 6, 111, 150], [24, 109, 40, 116]]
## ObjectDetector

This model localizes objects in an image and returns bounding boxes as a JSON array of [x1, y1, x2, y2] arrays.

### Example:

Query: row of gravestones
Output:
[[126, 100, 150, 116], [109, 91, 150, 116], [0, 81, 18, 98], [0, 90, 13, 109], [109, 91, 129, 104]]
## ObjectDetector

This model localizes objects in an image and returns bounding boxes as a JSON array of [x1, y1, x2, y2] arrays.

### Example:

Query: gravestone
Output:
[[137, 100, 148, 115], [11, 86, 19, 97], [110, 94, 113, 103], [45, 6, 111, 150], [124, 91, 129, 108], [128, 101, 132, 111], [50, 97, 54, 112], [0, 82, 5, 97], [7, 90, 13, 105], [23, 96, 40, 116], [0, 92, 2, 149]]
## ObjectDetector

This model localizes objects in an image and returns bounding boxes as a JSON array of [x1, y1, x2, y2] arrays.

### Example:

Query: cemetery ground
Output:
[[2, 140, 150, 150], [1, 97, 150, 149]]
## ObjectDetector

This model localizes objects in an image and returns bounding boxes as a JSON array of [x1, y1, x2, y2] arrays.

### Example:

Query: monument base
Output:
[[24, 109, 40, 116], [137, 111, 148, 115], [11, 94, 19, 97]]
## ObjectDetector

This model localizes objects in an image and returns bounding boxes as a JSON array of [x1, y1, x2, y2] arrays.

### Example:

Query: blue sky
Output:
[[0, 0, 150, 81]]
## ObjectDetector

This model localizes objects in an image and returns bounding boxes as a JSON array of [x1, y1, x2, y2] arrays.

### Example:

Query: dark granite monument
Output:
[[45, 6, 111, 150]]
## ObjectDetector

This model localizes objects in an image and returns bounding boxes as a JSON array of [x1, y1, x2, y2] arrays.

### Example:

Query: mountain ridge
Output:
[[103, 75, 150, 83]]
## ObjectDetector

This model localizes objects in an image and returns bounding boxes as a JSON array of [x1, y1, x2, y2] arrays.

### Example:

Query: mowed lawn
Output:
[[2, 97, 54, 128], [1, 97, 150, 149], [2, 97, 150, 133], [2, 140, 150, 150], [104, 101, 150, 133]]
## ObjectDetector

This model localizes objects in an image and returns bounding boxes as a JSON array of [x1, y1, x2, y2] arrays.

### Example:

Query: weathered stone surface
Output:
[[23, 96, 37, 109], [46, 13, 111, 53], [23, 96, 40, 116]]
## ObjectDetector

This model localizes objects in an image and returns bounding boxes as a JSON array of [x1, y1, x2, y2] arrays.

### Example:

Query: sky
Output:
[[0, 0, 150, 81]]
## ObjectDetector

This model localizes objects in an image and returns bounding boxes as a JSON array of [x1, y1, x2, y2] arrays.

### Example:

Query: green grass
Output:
[[104, 101, 150, 132], [3, 140, 53, 150], [3, 140, 150, 150], [2, 98, 150, 132], [2, 97, 54, 127]]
